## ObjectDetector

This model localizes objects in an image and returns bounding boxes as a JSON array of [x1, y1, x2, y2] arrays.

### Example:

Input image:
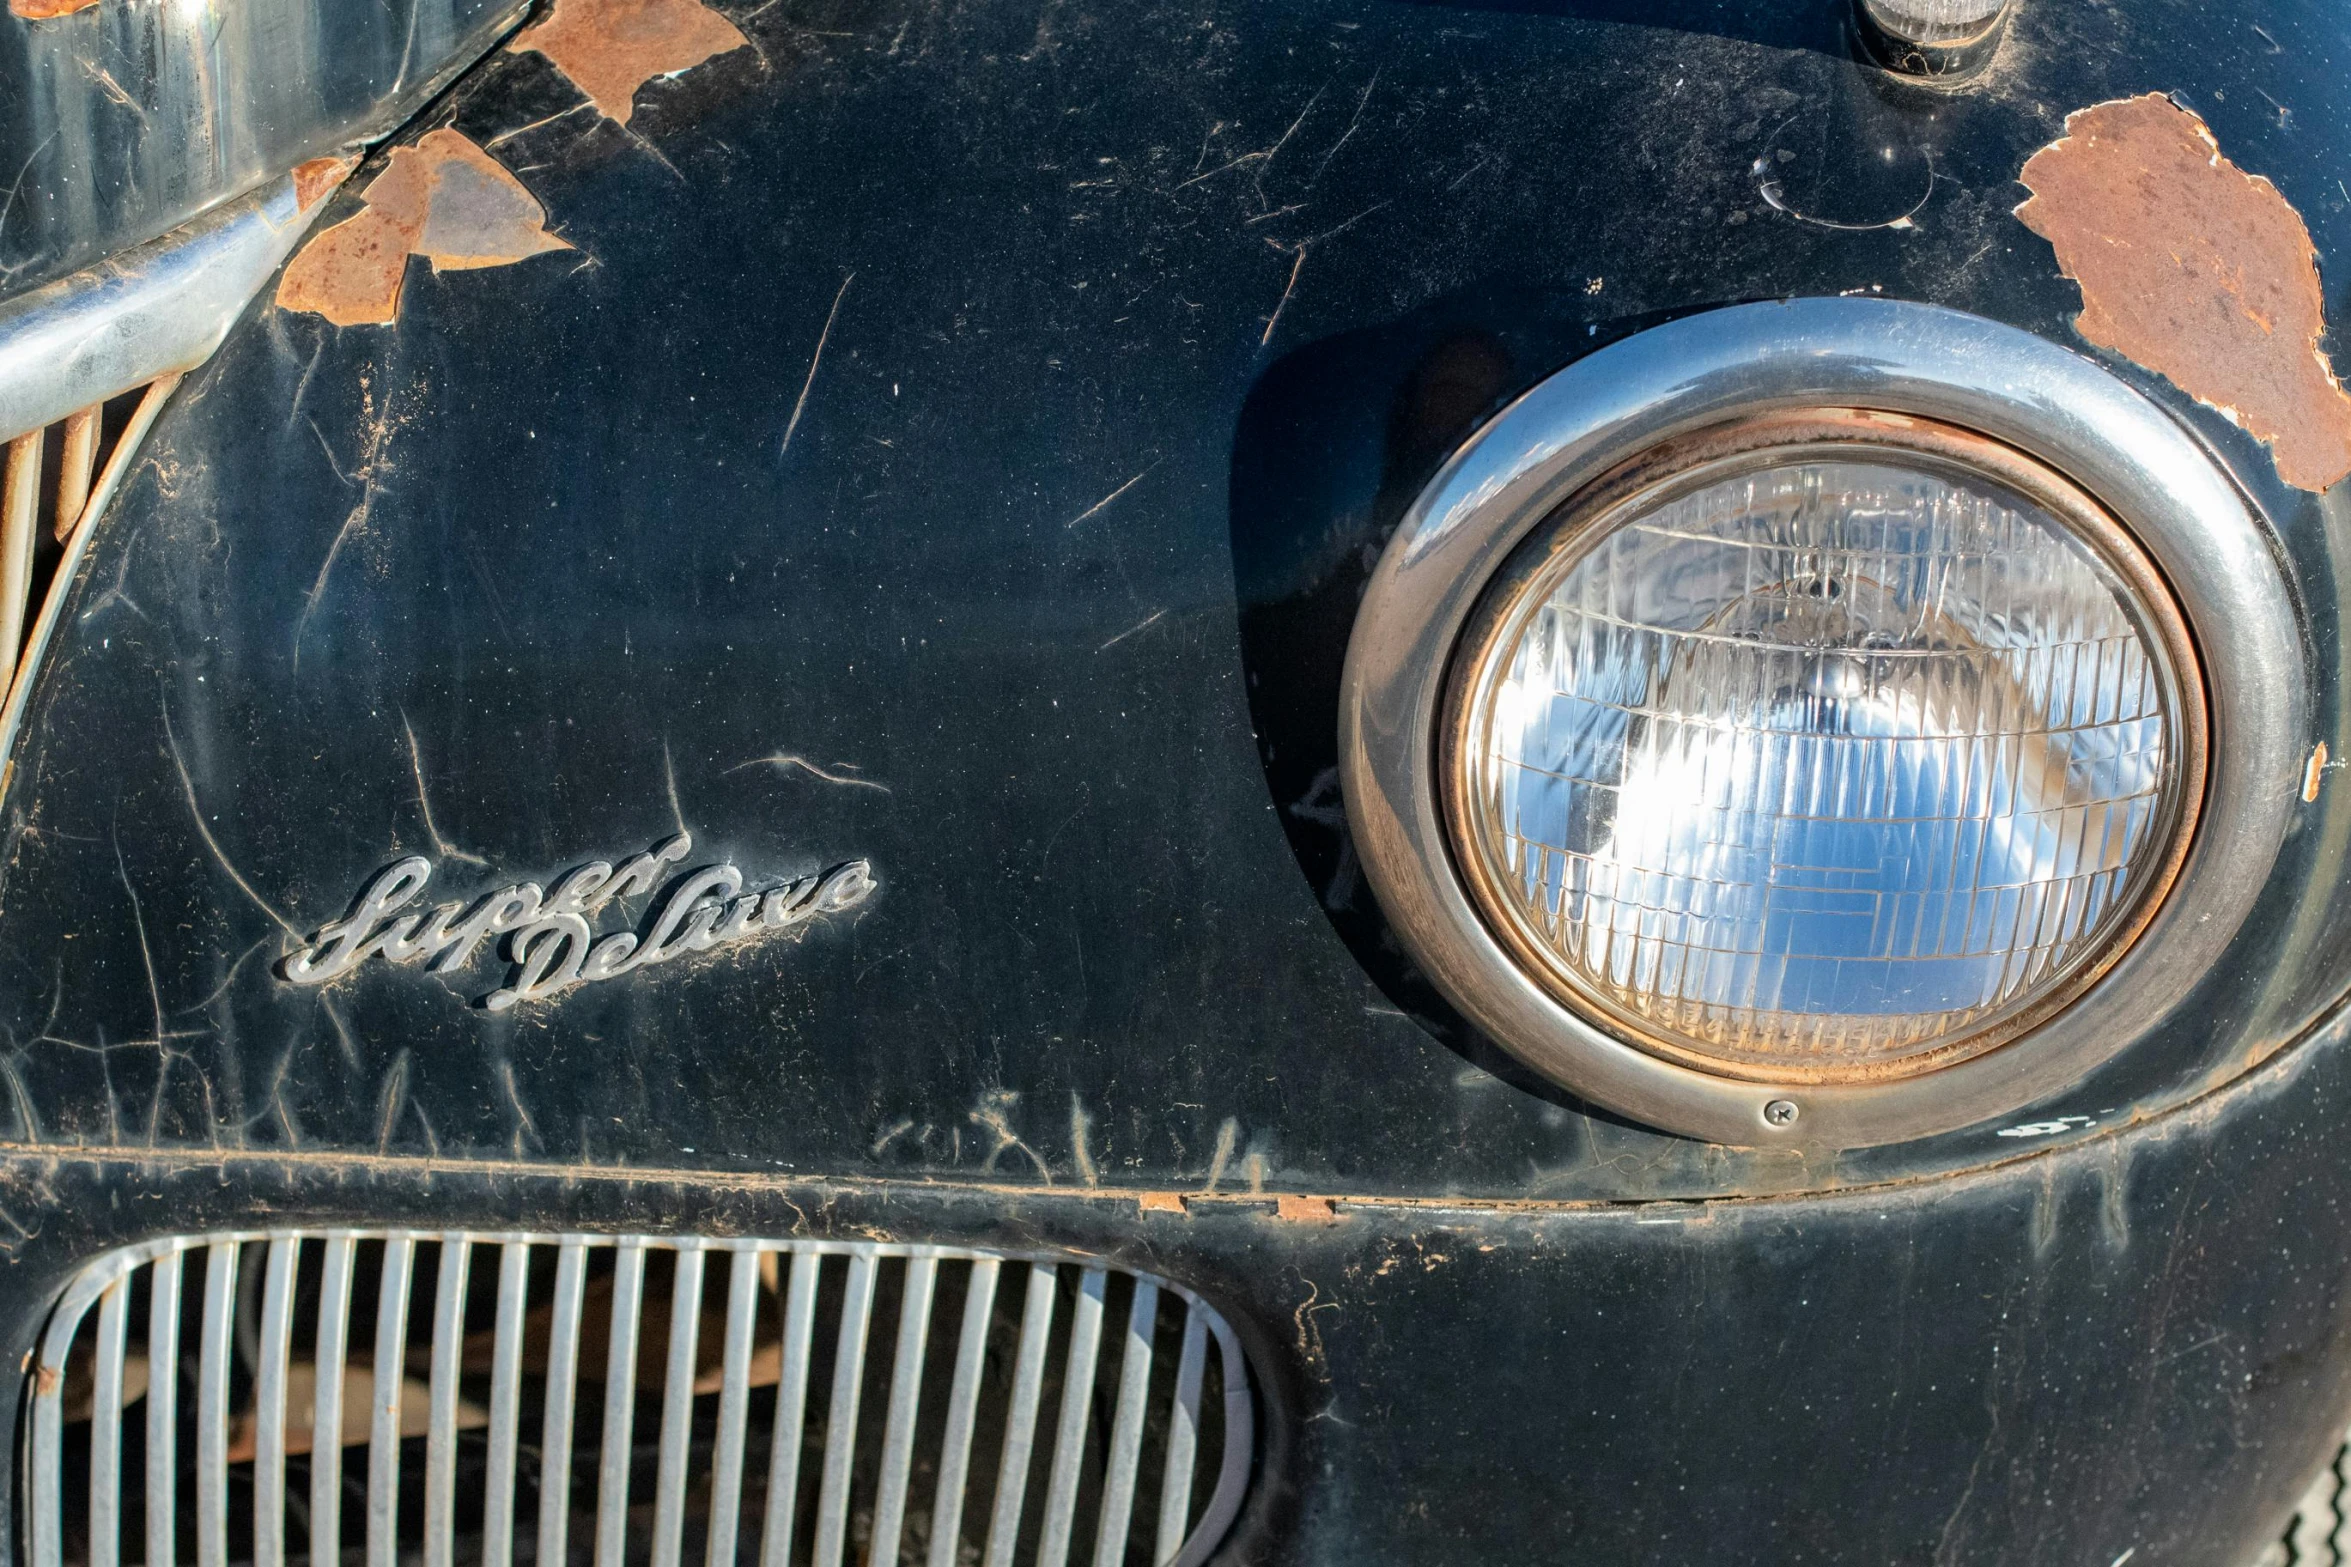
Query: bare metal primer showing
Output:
[[2015, 92, 2351, 494]]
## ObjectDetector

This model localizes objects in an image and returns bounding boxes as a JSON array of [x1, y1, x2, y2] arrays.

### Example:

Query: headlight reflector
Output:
[[1447, 413, 2202, 1083]]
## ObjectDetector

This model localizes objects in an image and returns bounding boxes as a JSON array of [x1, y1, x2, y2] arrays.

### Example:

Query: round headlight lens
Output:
[[1448, 420, 2201, 1083]]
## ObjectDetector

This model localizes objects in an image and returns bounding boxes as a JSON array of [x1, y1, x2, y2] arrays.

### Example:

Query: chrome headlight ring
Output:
[[1337, 298, 2304, 1149]]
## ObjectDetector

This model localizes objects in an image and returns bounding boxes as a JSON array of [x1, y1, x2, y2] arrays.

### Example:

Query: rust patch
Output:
[[291, 156, 360, 212], [1274, 1194, 1338, 1223], [1135, 1190, 1187, 1214], [512, 0, 749, 126], [33, 1363, 57, 1396], [277, 129, 569, 327], [2016, 93, 2351, 494], [9, 0, 102, 19], [2306, 740, 2330, 802]]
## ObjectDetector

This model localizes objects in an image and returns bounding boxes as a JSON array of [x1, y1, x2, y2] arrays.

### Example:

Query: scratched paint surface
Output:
[[0, 0, 2345, 1209], [0, 2, 2348, 1562]]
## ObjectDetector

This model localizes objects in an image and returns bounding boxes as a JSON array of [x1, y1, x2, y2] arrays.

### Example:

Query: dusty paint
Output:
[[2016, 93, 2351, 494], [276, 129, 569, 328], [2306, 741, 2329, 803], [511, 0, 749, 126], [8, 0, 101, 18]]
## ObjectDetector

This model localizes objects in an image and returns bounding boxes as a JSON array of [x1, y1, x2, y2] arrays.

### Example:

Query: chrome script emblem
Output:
[[281, 832, 876, 1010]]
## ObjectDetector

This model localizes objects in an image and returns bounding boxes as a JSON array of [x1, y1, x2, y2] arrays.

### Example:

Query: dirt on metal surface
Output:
[[2016, 91, 2351, 494], [276, 129, 569, 327], [511, 0, 749, 126]]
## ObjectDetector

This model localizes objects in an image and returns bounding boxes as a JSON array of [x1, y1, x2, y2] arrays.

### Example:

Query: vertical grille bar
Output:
[[1034, 1269, 1108, 1567], [87, 1276, 130, 1567], [536, 1239, 591, 1567], [651, 1242, 707, 1567], [0, 427, 42, 671], [311, 1234, 359, 1567], [194, 1242, 238, 1567], [926, 1257, 1001, 1567], [368, 1234, 417, 1567], [594, 1239, 648, 1567], [867, 1254, 939, 1567], [147, 1248, 185, 1567], [759, 1248, 822, 1567], [983, 1263, 1062, 1567], [704, 1249, 762, 1567], [812, 1252, 880, 1567], [1091, 1278, 1159, 1567], [483, 1241, 531, 1567], [253, 1237, 298, 1567], [424, 1236, 473, 1567], [53, 404, 98, 541], [1153, 1305, 1209, 1567]]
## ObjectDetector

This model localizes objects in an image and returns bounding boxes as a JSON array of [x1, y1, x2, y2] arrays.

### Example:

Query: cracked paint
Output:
[[276, 129, 570, 328], [511, 0, 749, 126], [2016, 92, 2351, 494]]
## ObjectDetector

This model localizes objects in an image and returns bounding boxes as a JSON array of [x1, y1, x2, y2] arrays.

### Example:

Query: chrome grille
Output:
[[25, 1233, 1253, 1567]]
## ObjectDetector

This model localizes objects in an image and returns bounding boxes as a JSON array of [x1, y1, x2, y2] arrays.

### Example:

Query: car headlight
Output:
[[1341, 300, 2299, 1148], [1448, 411, 2202, 1083]]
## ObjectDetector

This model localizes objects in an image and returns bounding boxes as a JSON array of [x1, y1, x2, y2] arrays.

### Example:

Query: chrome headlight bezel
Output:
[[1338, 298, 2302, 1149]]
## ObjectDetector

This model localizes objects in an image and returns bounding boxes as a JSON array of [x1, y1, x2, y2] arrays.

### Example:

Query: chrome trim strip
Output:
[[812, 1252, 878, 1567], [593, 1239, 646, 1567], [146, 1249, 184, 1567], [367, 1235, 415, 1567], [1339, 296, 2308, 1150], [0, 178, 323, 446], [87, 1277, 129, 1567], [1155, 1305, 1209, 1567], [1094, 1278, 1159, 1567], [312, 1234, 358, 1567], [985, 1262, 1061, 1567], [869, 1254, 938, 1566], [651, 1242, 706, 1567], [194, 1242, 236, 1567], [761, 1248, 822, 1567], [704, 1249, 762, 1567], [537, 1239, 590, 1567], [928, 1257, 1001, 1567], [483, 1241, 530, 1567], [424, 1235, 471, 1567], [254, 1237, 298, 1567], [1036, 1269, 1107, 1567]]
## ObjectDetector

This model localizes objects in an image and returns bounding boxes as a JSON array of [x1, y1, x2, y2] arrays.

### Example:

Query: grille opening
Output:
[[0, 381, 169, 698], [26, 1234, 1252, 1567]]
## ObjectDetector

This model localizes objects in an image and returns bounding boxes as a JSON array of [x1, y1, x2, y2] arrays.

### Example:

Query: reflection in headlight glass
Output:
[[1460, 457, 2186, 1077]]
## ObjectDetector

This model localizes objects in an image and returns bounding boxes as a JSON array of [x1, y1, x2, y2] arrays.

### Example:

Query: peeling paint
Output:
[[1275, 1194, 1338, 1222], [290, 156, 360, 213], [276, 129, 570, 328], [1136, 1191, 1187, 1214], [2016, 93, 2351, 494], [511, 0, 750, 127]]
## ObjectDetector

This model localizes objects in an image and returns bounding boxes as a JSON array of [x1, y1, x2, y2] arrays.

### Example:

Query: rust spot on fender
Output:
[[276, 129, 570, 327], [292, 156, 361, 213], [512, 0, 749, 127], [8, 0, 102, 19], [2016, 92, 2351, 494]]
